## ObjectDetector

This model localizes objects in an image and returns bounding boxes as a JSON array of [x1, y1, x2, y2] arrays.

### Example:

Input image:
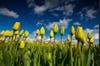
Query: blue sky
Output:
[[0, 0, 99, 43]]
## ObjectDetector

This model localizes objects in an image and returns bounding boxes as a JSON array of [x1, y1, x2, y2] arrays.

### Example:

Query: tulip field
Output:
[[0, 22, 99, 66]]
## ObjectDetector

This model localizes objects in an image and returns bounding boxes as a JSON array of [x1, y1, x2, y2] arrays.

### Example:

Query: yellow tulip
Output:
[[70, 26, 75, 35], [19, 30, 24, 36], [49, 30, 54, 38], [0, 37, 5, 41], [89, 37, 94, 44], [15, 31, 19, 35], [87, 32, 92, 40], [60, 26, 65, 36], [53, 23, 58, 34], [40, 26, 45, 36], [75, 26, 83, 41], [3, 30, 12, 37], [13, 22, 20, 31], [35, 29, 40, 35], [67, 35, 71, 42], [24, 30, 29, 38], [19, 40, 25, 48], [80, 31, 86, 44], [0, 30, 5, 36]]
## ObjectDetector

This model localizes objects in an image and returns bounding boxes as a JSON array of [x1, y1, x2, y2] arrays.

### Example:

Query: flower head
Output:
[[35, 29, 40, 35], [60, 26, 65, 36], [53, 23, 58, 34], [19, 40, 25, 48], [49, 30, 54, 38], [24, 30, 29, 38], [70, 26, 75, 35], [13, 22, 20, 31]]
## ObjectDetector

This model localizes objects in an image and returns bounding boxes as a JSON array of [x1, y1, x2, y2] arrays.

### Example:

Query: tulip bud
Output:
[[0, 30, 5, 36], [13, 22, 20, 31], [87, 32, 92, 40], [80, 31, 86, 44], [67, 35, 71, 42], [70, 26, 75, 35], [60, 26, 65, 36], [35, 29, 40, 35], [75, 26, 83, 41], [4, 30, 12, 37], [40, 26, 45, 37], [19, 30, 24, 36], [0, 37, 5, 41], [19, 40, 25, 48], [89, 37, 94, 44], [15, 31, 19, 35], [49, 30, 54, 38], [24, 30, 29, 38], [53, 23, 58, 34]]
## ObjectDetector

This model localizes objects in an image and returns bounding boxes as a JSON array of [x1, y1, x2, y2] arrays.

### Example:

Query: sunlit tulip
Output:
[[19, 30, 24, 36], [53, 23, 58, 34], [70, 26, 75, 36], [19, 40, 25, 48], [15, 31, 19, 35], [4, 30, 12, 37], [35, 29, 40, 35], [24, 30, 29, 38], [49, 30, 54, 39], [80, 31, 86, 44], [67, 35, 71, 43], [40, 27, 45, 41], [89, 37, 94, 44], [13, 22, 20, 31], [87, 32, 92, 40], [60, 26, 64, 42], [0, 30, 5, 36], [40, 27, 45, 36], [60, 26, 64, 36], [53, 23, 58, 42], [75, 26, 83, 41], [0, 37, 5, 41]]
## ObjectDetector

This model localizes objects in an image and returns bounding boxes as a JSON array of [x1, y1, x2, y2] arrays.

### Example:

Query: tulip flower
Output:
[[53, 23, 58, 42], [0, 37, 5, 42], [24, 30, 29, 38], [87, 32, 92, 40], [70, 26, 75, 36], [19, 40, 25, 48], [89, 37, 94, 44], [35, 29, 40, 36], [67, 35, 71, 43], [35, 29, 40, 41], [0, 30, 5, 36], [13, 22, 20, 31], [40, 26, 45, 42], [80, 31, 86, 45], [75, 26, 83, 41], [49, 30, 54, 42], [15, 31, 19, 35], [19, 30, 24, 36], [60, 26, 64, 42]]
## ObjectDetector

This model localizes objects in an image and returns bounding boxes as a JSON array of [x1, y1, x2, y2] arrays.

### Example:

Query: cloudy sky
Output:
[[0, 0, 99, 43]]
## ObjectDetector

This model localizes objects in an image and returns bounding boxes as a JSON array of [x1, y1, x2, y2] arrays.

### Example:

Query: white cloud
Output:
[[63, 4, 75, 16], [86, 9, 97, 18], [78, 8, 97, 20], [34, 6, 47, 14], [0, 8, 19, 18], [46, 18, 72, 30], [73, 22, 81, 25], [94, 24, 99, 28]]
